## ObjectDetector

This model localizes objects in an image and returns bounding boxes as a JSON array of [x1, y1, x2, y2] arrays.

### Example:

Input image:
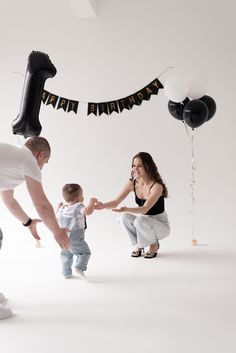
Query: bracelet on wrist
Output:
[[23, 218, 32, 227]]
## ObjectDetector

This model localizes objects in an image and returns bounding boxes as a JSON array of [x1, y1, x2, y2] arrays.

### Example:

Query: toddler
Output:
[[57, 183, 97, 279]]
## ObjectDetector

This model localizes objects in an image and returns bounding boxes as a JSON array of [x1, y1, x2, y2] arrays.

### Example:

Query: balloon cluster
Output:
[[12, 51, 57, 138], [164, 74, 216, 129]]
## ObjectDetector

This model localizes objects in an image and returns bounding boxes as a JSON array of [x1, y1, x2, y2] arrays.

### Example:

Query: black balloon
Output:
[[12, 51, 57, 138], [183, 100, 208, 129], [168, 98, 190, 120], [199, 95, 216, 121]]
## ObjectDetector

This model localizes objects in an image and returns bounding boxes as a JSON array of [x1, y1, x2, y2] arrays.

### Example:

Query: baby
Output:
[[57, 183, 97, 279]]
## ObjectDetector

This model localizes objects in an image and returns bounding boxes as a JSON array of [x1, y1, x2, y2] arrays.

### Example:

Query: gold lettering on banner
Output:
[[137, 92, 144, 100], [49, 95, 56, 103], [90, 104, 96, 112], [71, 102, 76, 109], [59, 99, 66, 108], [42, 91, 47, 100], [109, 102, 116, 111], [128, 96, 135, 104], [152, 80, 160, 89], [145, 87, 153, 95]]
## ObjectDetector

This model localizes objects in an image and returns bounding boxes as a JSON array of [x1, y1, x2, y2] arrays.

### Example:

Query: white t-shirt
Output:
[[0, 143, 42, 191]]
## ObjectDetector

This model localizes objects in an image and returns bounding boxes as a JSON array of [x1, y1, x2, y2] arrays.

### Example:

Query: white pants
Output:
[[119, 212, 170, 248]]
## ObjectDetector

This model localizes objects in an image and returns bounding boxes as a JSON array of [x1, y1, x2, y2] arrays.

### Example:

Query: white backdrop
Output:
[[0, 0, 235, 250]]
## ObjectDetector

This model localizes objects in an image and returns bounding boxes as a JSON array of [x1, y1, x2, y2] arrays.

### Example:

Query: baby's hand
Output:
[[57, 202, 63, 210], [90, 197, 98, 204]]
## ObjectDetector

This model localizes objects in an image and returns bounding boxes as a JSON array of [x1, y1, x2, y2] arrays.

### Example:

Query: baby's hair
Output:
[[62, 184, 82, 202]]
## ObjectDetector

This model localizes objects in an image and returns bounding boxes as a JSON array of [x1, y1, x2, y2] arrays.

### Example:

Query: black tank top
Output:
[[134, 181, 165, 215]]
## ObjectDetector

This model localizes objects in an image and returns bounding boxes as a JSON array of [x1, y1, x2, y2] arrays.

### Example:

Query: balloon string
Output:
[[183, 120, 192, 142], [184, 122, 197, 240], [191, 129, 196, 240]]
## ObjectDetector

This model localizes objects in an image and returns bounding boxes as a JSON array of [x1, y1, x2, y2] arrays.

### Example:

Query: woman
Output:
[[96, 152, 170, 258]]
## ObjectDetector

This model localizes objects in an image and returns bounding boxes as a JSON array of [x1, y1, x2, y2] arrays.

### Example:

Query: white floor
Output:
[[0, 233, 235, 353]]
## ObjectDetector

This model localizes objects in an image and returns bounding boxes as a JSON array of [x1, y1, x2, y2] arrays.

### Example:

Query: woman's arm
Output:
[[95, 180, 133, 209], [113, 183, 163, 214]]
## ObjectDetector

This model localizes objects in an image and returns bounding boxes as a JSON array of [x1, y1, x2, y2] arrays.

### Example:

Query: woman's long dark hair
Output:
[[131, 152, 168, 198]]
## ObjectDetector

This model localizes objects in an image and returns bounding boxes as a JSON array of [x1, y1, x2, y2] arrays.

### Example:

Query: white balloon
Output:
[[164, 75, 188, 103], [188, 73, 208, 99]]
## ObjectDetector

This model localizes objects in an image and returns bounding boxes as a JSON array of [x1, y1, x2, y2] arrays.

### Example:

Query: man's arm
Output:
[[24, 176, 69, 249], [1, 189, 42, 240], [1, 189, 31, 224]]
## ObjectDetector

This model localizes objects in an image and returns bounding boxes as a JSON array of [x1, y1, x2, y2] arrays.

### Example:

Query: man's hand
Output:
[[28, 219, 42, 240], [54, 228, 70, 249]]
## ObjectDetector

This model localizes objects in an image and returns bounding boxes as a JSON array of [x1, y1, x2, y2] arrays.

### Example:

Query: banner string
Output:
[[13, 66, 174, 105], [12, 71, 24, 77], [157, 66, 174, 78], [77, 65, 174, 104]]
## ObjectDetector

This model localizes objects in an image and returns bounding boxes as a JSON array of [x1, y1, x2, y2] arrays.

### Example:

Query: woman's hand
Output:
[[112, 206, 127, 213], [94, 201, 105, 210]]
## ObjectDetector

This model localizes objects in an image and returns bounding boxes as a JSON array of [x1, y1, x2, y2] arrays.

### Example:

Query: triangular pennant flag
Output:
[[127, 94, 141, 108], [42, 90, 50, 104], [98, 102, 109, 116], [46, 93, 59, 108], [57, 97, 69, 111], [138, 87, 151, 101], [87, 103, 98, 116], [107, 101, 119, 115], [117, 98, 130, 112], [67, 100, 79, 114], [152, 77, 164, 89], [146, 78, 163, 96], [135, 91, 146, 104]]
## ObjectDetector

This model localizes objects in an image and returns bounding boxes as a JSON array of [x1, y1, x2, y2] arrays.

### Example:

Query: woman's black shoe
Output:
[[144, 252, 157, 259], [131, 248, 144, 257], [144, 241, 160, 258]]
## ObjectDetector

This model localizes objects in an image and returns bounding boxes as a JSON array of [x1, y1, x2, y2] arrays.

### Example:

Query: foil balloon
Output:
[[12, 51, 57, 138]]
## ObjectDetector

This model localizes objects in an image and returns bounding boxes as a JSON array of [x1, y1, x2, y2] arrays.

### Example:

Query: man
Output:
[[0, 136, 70, 320]]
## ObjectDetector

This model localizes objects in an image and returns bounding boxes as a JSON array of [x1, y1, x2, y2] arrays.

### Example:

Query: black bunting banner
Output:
[[41, 77, 163, 116]]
